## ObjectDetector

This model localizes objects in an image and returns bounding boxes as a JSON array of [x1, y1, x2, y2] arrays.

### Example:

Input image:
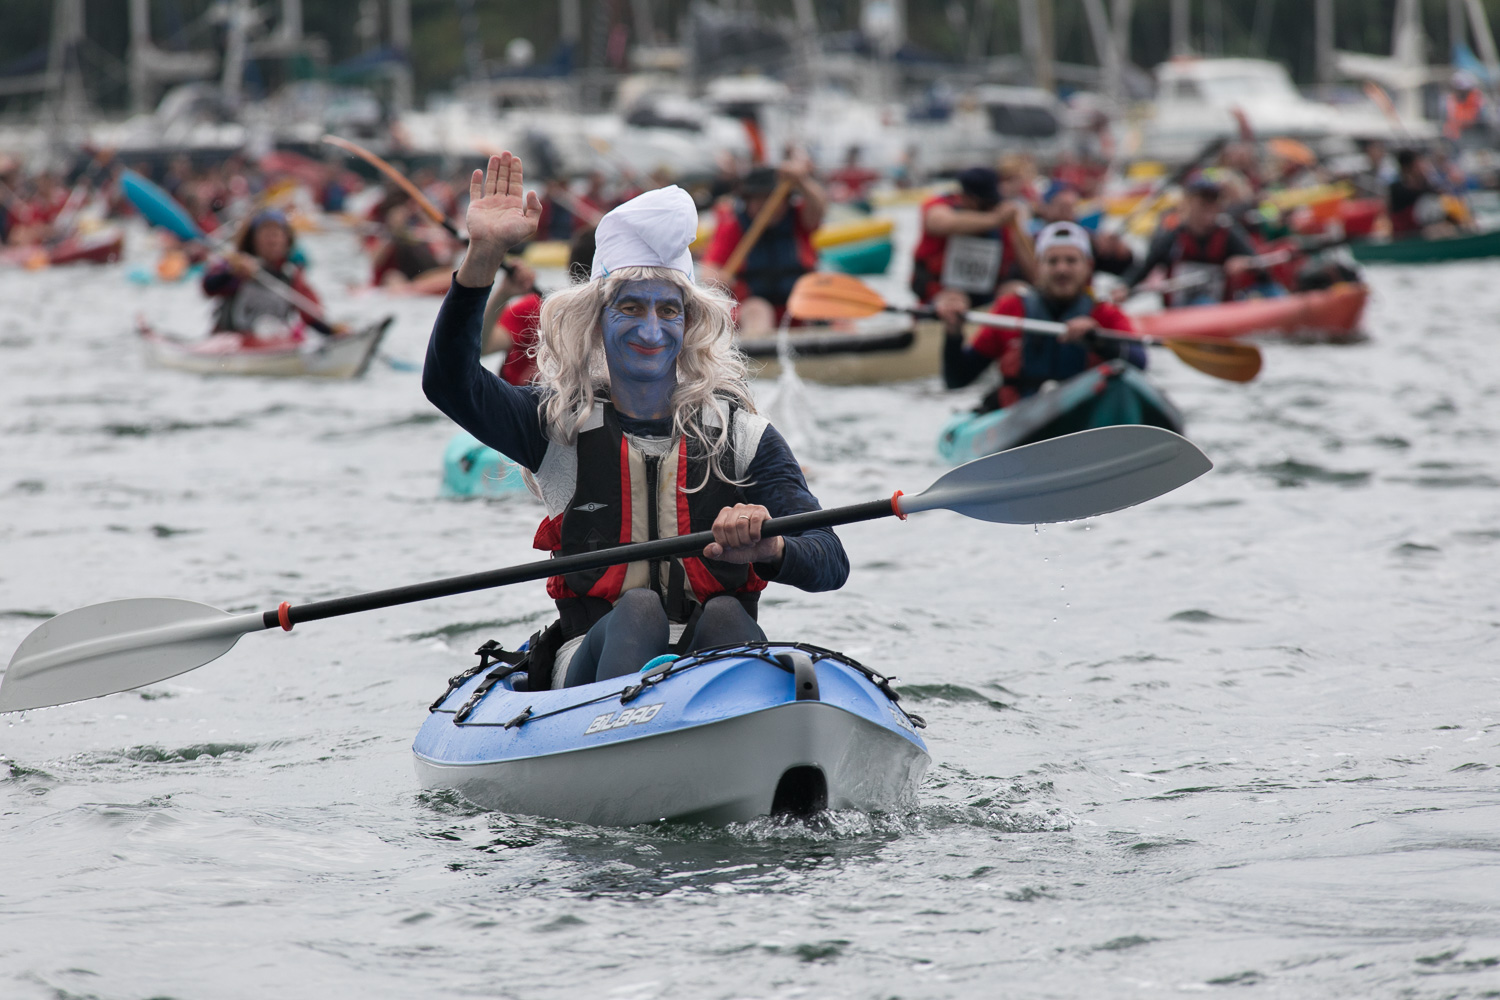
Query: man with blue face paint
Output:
[[424, 153, 848, 689]]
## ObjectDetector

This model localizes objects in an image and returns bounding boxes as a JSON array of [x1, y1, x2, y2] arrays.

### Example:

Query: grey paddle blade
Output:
[[904, 425, 1212, 524], [0, 598, 267, 712]]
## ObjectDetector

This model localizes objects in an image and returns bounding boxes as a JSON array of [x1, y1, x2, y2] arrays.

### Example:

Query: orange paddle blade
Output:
[[786, 272, 890, 321], [1163, 337, 1262, 383], [322, 134, 451, 230], [1268, 137, 1317, 167]]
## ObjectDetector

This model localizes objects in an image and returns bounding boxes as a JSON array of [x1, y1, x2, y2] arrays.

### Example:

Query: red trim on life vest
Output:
[[589, 563, 628, 601], [891, 490, 907, 520], [277, 601, 293, 631], [675, 442, 692, 535], [533, 513, 562, 552], [683, 556, 727, 600]]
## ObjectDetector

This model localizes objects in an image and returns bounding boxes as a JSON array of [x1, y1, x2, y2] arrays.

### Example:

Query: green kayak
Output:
[[938, 361, 1185, 463], [818, 237, 893, 276], [1350, 228, 1500, 264]]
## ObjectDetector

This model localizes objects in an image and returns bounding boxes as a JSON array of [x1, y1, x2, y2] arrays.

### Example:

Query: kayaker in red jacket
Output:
[[700, 160, 826, 336], [940, 221, 1146, 412], [911, 166, 1034, 319], [1444, 71, 1486, 144], [201, 210, 323, 336], [480, 227, 597, 386], [1116, 178, 1255, 306]]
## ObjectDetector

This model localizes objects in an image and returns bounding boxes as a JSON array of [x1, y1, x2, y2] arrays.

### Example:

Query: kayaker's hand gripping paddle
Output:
[[0, 426, 1211, 713]]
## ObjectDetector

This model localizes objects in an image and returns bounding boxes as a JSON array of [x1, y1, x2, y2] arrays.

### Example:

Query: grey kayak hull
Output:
[[413, 701, 929, 827]]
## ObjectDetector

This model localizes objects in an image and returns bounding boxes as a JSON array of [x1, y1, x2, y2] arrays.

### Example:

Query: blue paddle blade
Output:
[[120, 169, 206, 242]]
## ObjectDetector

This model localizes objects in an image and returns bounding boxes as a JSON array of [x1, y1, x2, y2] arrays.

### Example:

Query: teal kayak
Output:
[[441, 430, 530, 498], [1350, 228, 1500, 264], [938, 361, 1185, 463], [819, 237, 893, 276]]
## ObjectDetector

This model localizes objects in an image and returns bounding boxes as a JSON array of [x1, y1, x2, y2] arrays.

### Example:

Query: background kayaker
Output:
[[1115, 178, 1255, 306], [939, 221, 1145, 413], [699, 158, 827, 337], [1036, 183, 1134, 276], [201, 209, 323, 336], [1443, 71, 1488, 147], [424, 153, 848, 691], [912, 166, 1035, 321], [1386, 149, 1461, 240], [479, 227, 597, 387], [369, 191, 455, 289]]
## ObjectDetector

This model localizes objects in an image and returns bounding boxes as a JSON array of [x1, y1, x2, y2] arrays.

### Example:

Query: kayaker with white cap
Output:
[[939, 220, 1145, 413], [423, 153, 848, 690]]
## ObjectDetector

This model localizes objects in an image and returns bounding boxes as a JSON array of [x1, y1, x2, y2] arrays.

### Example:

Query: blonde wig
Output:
[[533, 265, 756, 488]]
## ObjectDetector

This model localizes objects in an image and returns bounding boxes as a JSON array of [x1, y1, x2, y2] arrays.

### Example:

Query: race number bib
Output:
[[940, 236, 1003, 295]]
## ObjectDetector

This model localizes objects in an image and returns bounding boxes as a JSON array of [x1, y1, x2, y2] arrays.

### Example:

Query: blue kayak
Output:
[[440, 430, 529, 498], [414, 641, 929, 826], [938, 360, 1185, 463]]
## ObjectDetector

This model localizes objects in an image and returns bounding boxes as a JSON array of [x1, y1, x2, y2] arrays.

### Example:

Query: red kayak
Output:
[[48, 228, 124, 266], [1135, 283, 1368, 343]]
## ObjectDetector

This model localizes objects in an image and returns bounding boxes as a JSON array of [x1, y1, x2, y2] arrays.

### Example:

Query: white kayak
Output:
[[138, 316, 392, 378]]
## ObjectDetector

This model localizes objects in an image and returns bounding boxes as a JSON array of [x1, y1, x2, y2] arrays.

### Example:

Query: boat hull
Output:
[[139, 317, 391, 378], [48, 228, 125, 266], [744, 315, 942, 384], [1351, 229, 1500, 264], [414, 646, 929, 826], [938, 360, 1185, 462], [1133, 284, 1368, 343]]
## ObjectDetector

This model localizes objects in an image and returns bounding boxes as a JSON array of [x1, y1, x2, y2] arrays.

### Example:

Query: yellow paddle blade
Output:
[[1163, 338, 1262, 383], [786, 272, 890, 321]]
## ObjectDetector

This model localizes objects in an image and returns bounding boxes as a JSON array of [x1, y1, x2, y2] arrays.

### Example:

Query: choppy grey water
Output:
[[3, 223, 1499, 999]]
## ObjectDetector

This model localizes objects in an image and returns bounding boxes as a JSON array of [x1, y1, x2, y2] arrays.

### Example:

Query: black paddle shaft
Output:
[[261, 497, 901, 630]]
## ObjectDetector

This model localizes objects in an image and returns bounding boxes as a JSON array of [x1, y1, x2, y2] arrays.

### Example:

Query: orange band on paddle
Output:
[[892, 490, 907, 520], [278, 601, 293, 631]]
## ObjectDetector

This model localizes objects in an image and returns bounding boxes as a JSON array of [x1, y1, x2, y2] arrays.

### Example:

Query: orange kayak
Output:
[[1135, 283, 1368, 343]]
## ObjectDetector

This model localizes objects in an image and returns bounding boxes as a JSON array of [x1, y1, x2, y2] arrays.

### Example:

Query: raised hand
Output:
[[457, 152, 542, 288]]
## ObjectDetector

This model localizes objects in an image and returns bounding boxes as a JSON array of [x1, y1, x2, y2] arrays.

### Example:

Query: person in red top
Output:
[[7, 171, 69, 244], [939, 221, 1145, 412], [911, 166, 1033, 314], [1444, 71, 1486, 144], [700, 160, 826, 335], [827, 146, 881, 204], [481, 227, 597, 386]]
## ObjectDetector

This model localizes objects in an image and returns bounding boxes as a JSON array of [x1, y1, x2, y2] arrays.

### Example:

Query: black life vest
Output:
[[736, 204, 806, 307], [539, 402, 766, 639], [1011, 290, 1100, 396]]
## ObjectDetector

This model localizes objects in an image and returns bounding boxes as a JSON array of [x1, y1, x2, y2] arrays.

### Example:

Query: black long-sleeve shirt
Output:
[[422, 278, 849, 593]]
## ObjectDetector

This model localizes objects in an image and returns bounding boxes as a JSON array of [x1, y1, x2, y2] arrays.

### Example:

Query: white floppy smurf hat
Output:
[[589, 185, 698, 280]]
